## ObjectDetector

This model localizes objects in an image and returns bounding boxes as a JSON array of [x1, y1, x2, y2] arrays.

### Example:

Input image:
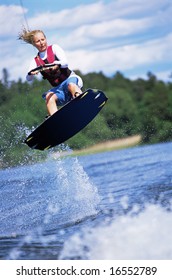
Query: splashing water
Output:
[[1, 142, 171, 260], [1, 155, 100, 259], [60, 202, 172, 260], [44, 156, 100, 225]]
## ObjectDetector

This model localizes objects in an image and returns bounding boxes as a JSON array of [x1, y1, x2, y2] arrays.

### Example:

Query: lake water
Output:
[[0, 142, 172, 260]]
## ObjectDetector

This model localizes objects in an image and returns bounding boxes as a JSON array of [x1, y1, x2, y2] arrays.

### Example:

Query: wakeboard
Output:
[[24, 88, 108, 150]]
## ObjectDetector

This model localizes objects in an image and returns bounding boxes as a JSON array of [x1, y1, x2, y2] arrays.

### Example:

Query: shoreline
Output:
[[72, 135, 142, 156]]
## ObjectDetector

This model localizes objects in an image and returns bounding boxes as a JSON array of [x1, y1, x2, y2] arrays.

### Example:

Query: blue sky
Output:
[[0, 0, 172, 82]]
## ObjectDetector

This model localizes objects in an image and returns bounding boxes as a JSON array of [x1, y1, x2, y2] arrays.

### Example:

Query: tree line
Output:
[[0, 69, 172, 168]]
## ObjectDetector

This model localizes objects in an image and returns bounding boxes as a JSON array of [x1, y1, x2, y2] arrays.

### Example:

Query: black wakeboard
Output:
[[24, 88, 108, 150]]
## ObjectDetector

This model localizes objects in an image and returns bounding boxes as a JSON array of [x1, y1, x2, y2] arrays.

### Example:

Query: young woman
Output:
[[19, 29, 83, 116]]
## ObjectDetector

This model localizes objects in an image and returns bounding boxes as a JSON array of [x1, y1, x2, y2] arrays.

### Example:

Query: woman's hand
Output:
[[30, 70, 39, 75]]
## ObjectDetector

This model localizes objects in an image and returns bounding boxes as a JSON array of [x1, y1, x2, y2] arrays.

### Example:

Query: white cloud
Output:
[[0, 0, 172, 82], [156, 71, 172, 81], [28, 1, 116, 30], [67, 33, 172, 76], [110, 0, 171, 18], [27, 0, 172, 31], [0, 5, 27, 36], [1, 0, 171, 36], [54, 17, 153, 50]]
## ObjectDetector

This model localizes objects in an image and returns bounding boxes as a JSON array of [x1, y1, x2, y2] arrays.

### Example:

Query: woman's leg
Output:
[[45, 92, 58, 116], [68, 83, 82, 98]]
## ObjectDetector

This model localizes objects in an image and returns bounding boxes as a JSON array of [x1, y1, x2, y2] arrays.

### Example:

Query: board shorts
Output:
[[42, 72, 83, 106]]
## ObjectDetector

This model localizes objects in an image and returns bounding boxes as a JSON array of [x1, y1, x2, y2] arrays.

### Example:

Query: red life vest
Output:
[[34, 45, 71, 87]]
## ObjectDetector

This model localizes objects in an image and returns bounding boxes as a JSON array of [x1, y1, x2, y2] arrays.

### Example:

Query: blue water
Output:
[[0, 142, 172, 260]]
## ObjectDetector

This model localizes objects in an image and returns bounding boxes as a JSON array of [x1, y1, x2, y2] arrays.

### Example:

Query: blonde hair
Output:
[[18, 28, 46, 45]]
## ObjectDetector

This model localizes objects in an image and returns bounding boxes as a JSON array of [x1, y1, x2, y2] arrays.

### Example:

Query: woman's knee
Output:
[[46, 92, 57, 103], [68, 83, 76, 91]]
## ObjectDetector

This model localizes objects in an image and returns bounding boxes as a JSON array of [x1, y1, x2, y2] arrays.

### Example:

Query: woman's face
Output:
[[33, 32, 47, 52]]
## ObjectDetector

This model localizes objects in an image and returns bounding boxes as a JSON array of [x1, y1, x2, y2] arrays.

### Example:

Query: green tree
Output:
[[1, 69, 172, 168], [1, 68, 10, 87], [104, 88, 139, 138]]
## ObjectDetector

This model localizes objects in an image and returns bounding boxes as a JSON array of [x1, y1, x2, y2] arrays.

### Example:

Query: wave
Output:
[[60, 202, 172, 260], [0, 155, 100, 235]]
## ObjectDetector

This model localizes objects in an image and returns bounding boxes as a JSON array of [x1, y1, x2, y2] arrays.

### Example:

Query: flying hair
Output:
[[18, 28, 46, 45]]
